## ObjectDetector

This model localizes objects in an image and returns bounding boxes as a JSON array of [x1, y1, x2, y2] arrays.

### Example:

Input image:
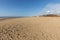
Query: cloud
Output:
[[40, 3, 60, 15]]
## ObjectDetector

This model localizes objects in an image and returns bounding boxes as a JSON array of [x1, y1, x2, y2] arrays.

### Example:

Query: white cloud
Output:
[[41, 3, 60, 15]]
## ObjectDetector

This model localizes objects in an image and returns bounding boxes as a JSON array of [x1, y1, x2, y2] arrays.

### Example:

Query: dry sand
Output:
[[0, 17, 60, 40]]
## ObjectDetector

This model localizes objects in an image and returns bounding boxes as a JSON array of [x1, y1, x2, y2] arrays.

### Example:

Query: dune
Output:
[[0, 17, 60, 40]]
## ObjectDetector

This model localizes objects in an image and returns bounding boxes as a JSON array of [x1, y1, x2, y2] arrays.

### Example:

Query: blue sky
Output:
[[0, 0, 60, 16]]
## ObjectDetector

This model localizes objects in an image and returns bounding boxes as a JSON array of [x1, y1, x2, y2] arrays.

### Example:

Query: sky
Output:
[[0, 0, 60, 16]]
